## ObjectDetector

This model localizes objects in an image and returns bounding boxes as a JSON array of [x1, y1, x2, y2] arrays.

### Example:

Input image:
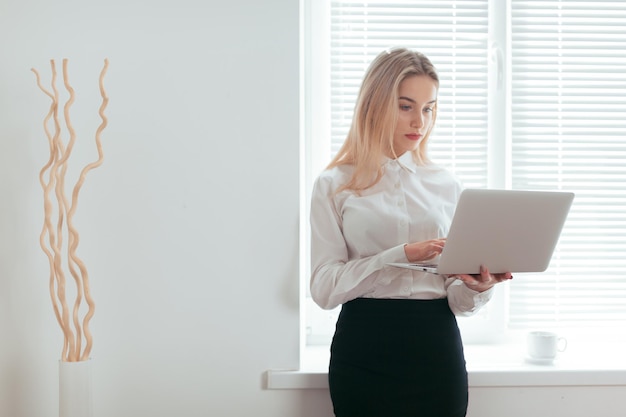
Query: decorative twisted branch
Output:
[[31, 59, 109, 362]]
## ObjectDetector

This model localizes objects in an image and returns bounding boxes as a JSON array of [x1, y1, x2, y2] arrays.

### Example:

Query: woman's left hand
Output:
[[454, 265, 513, 293]]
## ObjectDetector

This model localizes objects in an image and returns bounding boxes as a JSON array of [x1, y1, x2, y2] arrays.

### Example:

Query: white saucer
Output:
[[524, 356, 555, 365]]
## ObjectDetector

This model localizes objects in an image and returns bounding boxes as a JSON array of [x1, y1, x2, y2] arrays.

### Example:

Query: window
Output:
[[303, 0, 626, 345], [508, 1, 626, 329]]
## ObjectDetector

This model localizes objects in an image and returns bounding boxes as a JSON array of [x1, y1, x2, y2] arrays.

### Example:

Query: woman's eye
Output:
[[424, 107, 433, 113], [400, 105, 412, 111]]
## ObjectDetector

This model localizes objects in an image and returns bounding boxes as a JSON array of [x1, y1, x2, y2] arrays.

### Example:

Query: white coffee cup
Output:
[[527, 331, 567, 361]]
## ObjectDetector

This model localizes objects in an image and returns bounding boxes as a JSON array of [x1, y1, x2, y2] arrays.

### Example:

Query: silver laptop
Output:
[[387, 189, 574, 275]]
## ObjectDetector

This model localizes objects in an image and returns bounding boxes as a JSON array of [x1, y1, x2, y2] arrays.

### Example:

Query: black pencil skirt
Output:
[[328, 298, 468, 417]]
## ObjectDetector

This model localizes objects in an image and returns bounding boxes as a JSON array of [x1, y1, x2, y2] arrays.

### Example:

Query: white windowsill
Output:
[[267, 342, 626, 390]]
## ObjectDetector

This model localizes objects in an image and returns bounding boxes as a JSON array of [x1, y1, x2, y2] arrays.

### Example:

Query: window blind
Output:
[[330, 0, 490, 187], [304, 1, 492, 344], [312, 0, 626, 338], [509, 0, 626, 329]]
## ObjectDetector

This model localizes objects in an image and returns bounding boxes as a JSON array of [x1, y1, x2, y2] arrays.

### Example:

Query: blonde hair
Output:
[[327, 48, 439, 193]]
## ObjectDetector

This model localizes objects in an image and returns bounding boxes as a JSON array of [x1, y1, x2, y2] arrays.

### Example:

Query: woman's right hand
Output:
[[403, 238, 446, 263]]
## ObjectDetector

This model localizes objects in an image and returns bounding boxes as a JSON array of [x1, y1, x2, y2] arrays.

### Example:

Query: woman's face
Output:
[[391, 75, 438, 157]]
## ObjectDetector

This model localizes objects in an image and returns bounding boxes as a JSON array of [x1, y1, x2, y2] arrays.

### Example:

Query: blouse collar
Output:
[[383, 151, 417, 173]]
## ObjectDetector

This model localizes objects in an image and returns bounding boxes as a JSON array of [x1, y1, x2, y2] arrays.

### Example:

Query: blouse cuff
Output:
[[471, 285, 495, 307], [448, 281, 495, 316], [374, 244, 411, 286]]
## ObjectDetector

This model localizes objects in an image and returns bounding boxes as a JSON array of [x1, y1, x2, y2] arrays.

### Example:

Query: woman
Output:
[[310, 48, 512, 417]]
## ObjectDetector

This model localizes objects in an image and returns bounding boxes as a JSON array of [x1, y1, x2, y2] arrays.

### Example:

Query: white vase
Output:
[[59, 359, 93, 417]]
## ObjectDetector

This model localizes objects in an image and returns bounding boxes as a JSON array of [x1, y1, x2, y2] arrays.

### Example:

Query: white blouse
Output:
[[310, 152, 493, 315]]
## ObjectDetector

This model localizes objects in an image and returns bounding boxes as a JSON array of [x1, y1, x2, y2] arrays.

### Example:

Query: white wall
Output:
[[0, 0, 306, 416], [1, 1, 624, 416], [469, 386, 626, 417]]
